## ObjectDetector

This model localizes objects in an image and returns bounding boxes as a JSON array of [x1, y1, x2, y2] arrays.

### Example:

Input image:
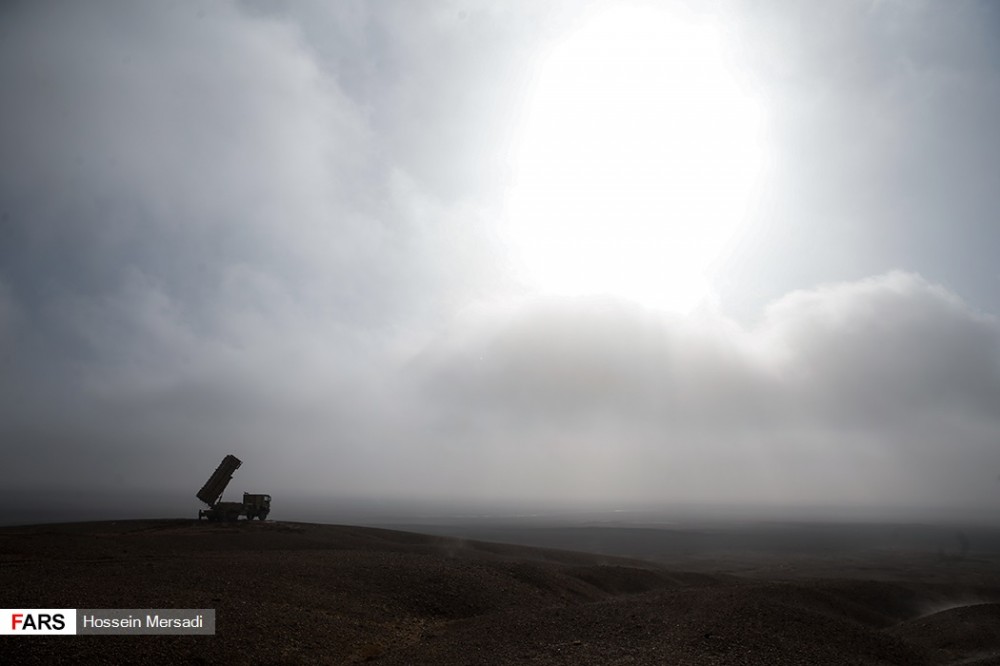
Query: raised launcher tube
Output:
[[197, 454, 242, 507]]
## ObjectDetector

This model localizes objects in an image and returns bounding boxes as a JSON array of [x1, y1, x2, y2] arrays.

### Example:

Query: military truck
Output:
[[196, 454, 271, 521]]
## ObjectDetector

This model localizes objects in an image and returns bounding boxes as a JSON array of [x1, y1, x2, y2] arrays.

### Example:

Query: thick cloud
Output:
[[2, 2, 999, 521], [716, 0, 1000, 318], [407, 273, 1000, 509], [0, 0, 506, 504]]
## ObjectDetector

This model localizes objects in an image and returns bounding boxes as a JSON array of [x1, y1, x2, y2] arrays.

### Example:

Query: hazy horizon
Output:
[[3, 1, 1000, 525], [2, 489, 998, 530]]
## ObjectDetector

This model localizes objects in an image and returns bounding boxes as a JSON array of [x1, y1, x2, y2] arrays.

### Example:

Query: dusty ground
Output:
[[2, 519, 1000, 665]]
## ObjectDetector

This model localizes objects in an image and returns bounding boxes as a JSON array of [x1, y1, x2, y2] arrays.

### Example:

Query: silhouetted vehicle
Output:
[[196, 454, 271, 521]]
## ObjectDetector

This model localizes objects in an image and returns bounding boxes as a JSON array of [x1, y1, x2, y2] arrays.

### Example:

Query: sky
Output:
[[2, 0, 999, 524]]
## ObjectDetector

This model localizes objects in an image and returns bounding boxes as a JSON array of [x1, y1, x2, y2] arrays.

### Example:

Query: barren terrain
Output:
[[2, 519, 1000, 664]]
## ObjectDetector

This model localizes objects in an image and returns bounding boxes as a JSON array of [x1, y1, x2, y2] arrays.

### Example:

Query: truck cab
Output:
[[243, 492, 271, 521]]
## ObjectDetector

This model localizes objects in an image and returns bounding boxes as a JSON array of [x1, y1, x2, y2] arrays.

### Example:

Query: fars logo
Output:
[[0, 609, 77, 635]]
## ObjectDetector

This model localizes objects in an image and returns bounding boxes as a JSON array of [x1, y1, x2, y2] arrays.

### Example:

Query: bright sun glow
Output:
[[505, 2, 766, 312]]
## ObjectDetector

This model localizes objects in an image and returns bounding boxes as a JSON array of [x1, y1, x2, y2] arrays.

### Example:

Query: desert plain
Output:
[[2, 518, 1000, 665]]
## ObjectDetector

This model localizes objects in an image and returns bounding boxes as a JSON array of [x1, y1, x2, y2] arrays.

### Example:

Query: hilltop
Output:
[[2, 519, 1000, 664]]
